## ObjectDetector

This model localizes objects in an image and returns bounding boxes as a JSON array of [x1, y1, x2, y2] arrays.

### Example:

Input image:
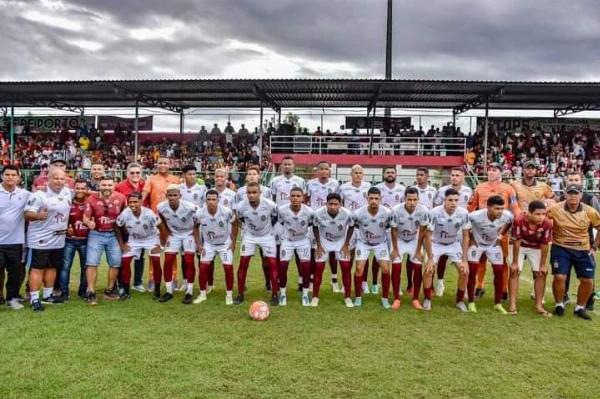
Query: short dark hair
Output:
[[182, 164, 197, 174], [74, 179, 88, 187], [405, 186, 419, 197], [100, 175, 114, 181], [246, 182, 260, 189], [246, 166, 261, 174], [290, 187, 304, 195], [384, 166, 396, 172], [1, 165, 20, 175], [451, 167, 465, 174], [326, 192, 341, 203], [487, 195, 505, 207], [367, 187, 381, 196], [316, 160, 330, 167], [128, 191, 143, 200], [445, 188, 459, 197], [282, 155, 294, 162], [528, 200, 546, 213], [416, 167, 429, 175], [205, 189, 219, 199]]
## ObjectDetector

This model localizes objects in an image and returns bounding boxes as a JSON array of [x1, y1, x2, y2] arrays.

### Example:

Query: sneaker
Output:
[[233, 294, 245, 305], [563, 294, 571, 305], [310, 297, 319, 307], [468, 302, 477, 313], [87, 292, 98, 305], [158, 293, 173, 303], [354, 297, 362, 307], [371, 284, 380, 295], [119, 292, 131, 301], [475, 288, 485, 300], [344, 297, 354, 308], [411, 299, 423, 310], [456, 302, 468, 312], [494, 304, 508, 314], [270, 296, 279, 307], [207, 285, 214, 294], [42, 295, 64, 304], [193, 293, 207, 304], [31, 298, 44, 312], [381, 298, 391, 310], [7, 298, 24, 310], [361, 282, 370, 295], [423, 299, 432, 311], [435, 280, 445, 297], [182, 293, 193, 305], [332, 282, 342, 293], [279, 295, 287, 307], [103, 289, 119, 301], [132, 285, 146, 293], [153, 290, 161, 300], [574, 308, 592, 321], [391, 299, 401, 310], [554, 305, 565, 316], [16, 294, 25, 303], [586, 296, 595, 311], [302, 295, 310, 307], [59, 292, 70, 302], [147, 280, 155, 292], [225, 293, 233, 305]]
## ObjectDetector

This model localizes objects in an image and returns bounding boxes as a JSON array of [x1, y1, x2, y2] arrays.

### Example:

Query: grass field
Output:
[[1, 252, 600, 399]]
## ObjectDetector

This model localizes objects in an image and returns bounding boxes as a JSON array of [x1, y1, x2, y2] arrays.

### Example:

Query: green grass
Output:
[[1, 252, 600, 399]]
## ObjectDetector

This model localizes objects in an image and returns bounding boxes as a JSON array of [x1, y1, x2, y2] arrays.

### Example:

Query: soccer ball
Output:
[[249, 301, 270, 321]]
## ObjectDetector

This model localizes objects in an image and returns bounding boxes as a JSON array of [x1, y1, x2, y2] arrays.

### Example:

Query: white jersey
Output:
[[468, 209, 513, 247], [428, 205, 470, 245], [306, 178, 340, 210], [417, 185, 437, 209], [157, 200, 198, 239], [390, 203, 430, 242], [375, 182, 406, 209], [25, 186, 72, 249], [277, 204, 315, 242], [0, 186, 30, 245], [116, 207, 160, 242], [196, 205, 235, 245], [313, 206, 353, 244], [339, 181, 371, 211], [434, 185, 472, 208], [352, 206, 392, 246], [234, 185, 271, 209], [214, 187, 236, 208], [179, 183, 207, 208], [270, 174, 307, 206], [236, 198, 278, 238]]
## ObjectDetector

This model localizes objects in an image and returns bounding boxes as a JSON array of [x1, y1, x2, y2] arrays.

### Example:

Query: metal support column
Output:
[[452, 110, 456, 134], [368, 105, 377, 156], [134, 101, 139, 160], [483, 102, 489, 171], [179, 110, 184, 135], [259, 102, 264, 162], [10, 102, 14, 163]]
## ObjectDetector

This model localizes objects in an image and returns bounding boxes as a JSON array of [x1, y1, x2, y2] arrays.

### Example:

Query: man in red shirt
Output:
[[508, 200, 553, 316], [83, 176, 127, 305]]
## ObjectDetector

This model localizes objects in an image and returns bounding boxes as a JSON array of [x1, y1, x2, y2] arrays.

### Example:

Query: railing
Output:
[[270, 135, 466, 157]]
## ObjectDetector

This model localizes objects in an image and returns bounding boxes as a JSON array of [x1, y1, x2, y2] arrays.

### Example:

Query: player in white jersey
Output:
[[466, 195, 513, 314], [342, 187, 393, 309], [390, 187, 431, 310], [312, 193, 354, 307], [24, 167, 72, 311], [235, 182, 280, 306], [179, 164, 207, 208], [115, 192, 161, 299], [0, 165, 30, 310], [415, 167, 437, 209], [422, 188, 470, 312], [433, 167, 472, 297], [156, 185, 200, 304], [339, 165, 376, 294], [213, 168, 236, 208], [194, 189, 238, 305], [277, 187, 315, 306], [306, 161, 341, 292]]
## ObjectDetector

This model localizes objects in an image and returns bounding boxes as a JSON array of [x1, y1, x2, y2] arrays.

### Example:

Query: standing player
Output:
[[194, 189, 238, 305], [508, 200, 553, 316], [235, 182, 279, 306], [415, 167, 437, 209], [156, 185, 199, 304], [306, 161, 341, 292], [342, 187, 393, 309], [179, 164, 207, 208], [390, 187, 430, 310], [278, 187, 315, 306], [213, 168, 236, 208], [422, 188, 470, 311], [433, 167, 472, 296], [339, 165, 373, 294], [115, 192, 162, 299], [24, 167, 72, 311], [312, 193, 354, 307], [466, 196, 514, 314]]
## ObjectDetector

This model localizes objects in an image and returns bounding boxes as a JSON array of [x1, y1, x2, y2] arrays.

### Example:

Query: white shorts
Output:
[[123, 238, 161, 259], [274, 223, 284, 245], [200, 241, 234, 264], [241, 235, 277, 258], [432, 242, 463, 264], [165, 234, 196, 254], [315, 239, 349, 262], [280, 238, 311, 262], [355, 241, 390, 262], [392, 239, 422, 264], [507, 245, 542, 272], [467, 244, 503, 265]]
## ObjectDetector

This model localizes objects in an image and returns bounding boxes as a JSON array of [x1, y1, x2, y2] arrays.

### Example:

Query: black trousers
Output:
[[0, 244, 23, 301]]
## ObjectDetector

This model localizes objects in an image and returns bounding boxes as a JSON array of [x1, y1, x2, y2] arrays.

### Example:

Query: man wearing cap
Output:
[[548, 184, 600, 320], [511, 160, 555, 211], [32, 157, 75, 191], [468, 162, 520, 300]]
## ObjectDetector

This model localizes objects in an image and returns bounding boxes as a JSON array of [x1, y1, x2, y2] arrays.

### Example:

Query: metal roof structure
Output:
[[1, 79, 600, 117]]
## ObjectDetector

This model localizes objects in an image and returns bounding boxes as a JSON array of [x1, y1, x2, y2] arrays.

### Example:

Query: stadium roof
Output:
[[1, 79, 600, 116]]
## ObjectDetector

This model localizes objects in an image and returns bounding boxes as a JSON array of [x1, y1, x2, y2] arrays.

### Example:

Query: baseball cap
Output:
[[166, 184, 180, 192], [487, 162, 502, 170], [523, 160, 537, 168], [565, 184, 583, 194], [50, 157, 66, 165]]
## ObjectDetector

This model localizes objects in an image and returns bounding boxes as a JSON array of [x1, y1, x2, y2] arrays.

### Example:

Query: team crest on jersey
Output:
[[379, 222, 384, 228], [356, 249, 361, 256], [194, 194, 198, 199], [219, 221, 224, 227], [224, 199, 229, 205], [181, 217, 187, 223], [338, 224, 343, 231], [454, 222, 461, 229], [143, 224, 148, 230], [414, 220, 419, 227], [300, 221, 306, 226], [241, 244, 245, 251], [261, 215, 267, 221], [281, 249, 286, 257]]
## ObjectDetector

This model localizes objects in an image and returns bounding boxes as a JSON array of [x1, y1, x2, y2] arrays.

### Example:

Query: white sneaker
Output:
[[302, 295, 310, 307], [423, 299, 432, 311], [310, 297, 319, 307], [193, 293, 207, 304], [279, 295, 287, 306], [456, 302, 468, 312], [132, 285, 146, 293], [147, 280, 155, 292], [7, 298, 24, 310], [332, 282, 342, 293], [344, 297, 354, 308], [371, 284, 380, 294], [207, 285, 214, 294], [225, 293, 233, 305], [435, 280, 445, 297], [361, 282, 370, 295]]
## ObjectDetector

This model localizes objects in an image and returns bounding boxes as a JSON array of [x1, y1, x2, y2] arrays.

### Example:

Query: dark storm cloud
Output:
[[1, 0, 599, 81]]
